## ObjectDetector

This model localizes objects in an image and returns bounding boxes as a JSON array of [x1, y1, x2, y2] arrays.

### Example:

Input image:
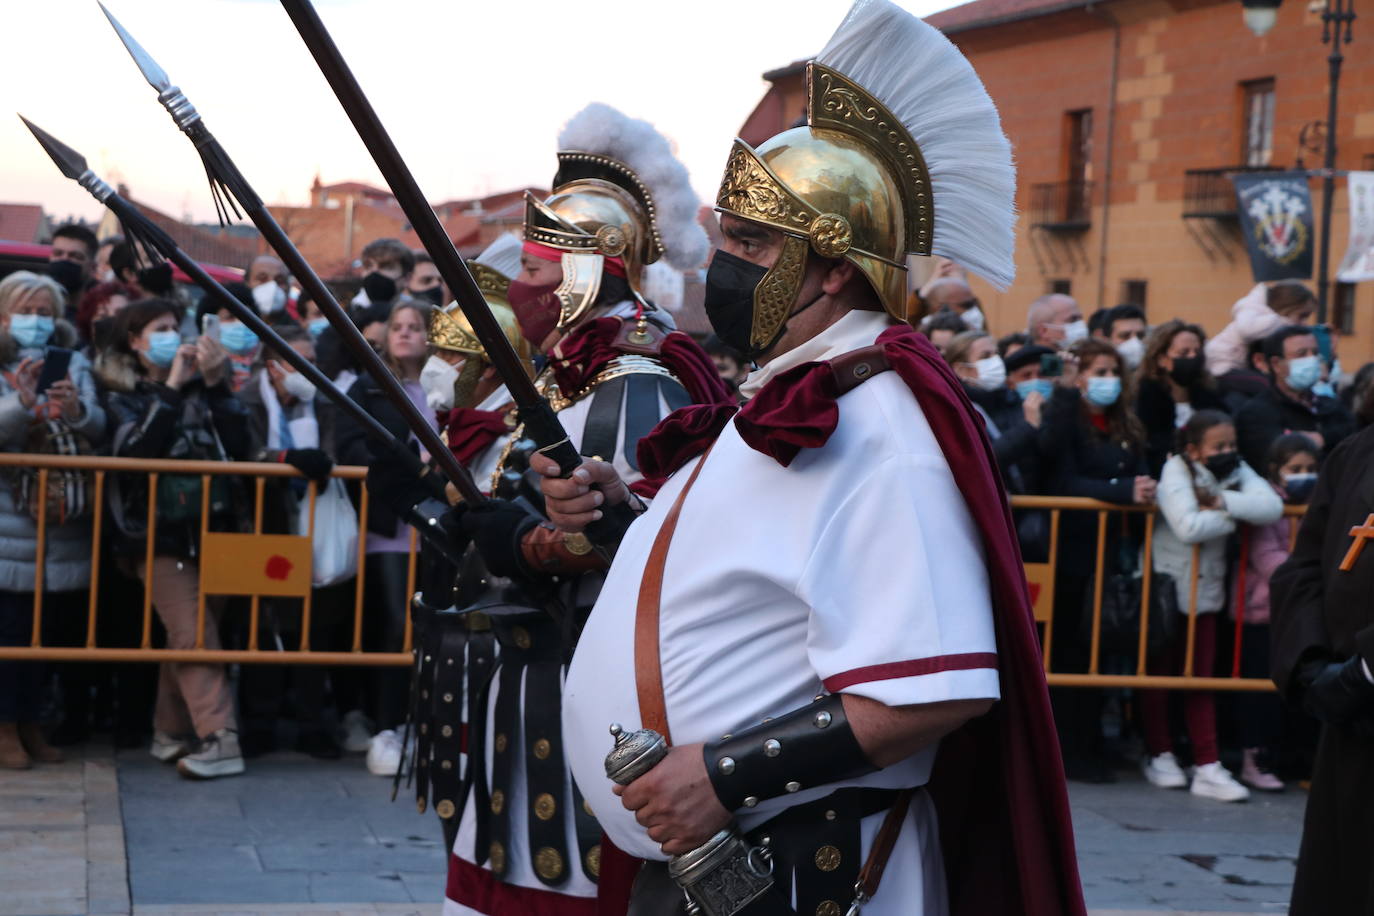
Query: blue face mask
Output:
[[1015, 378, 1054, 402], [307, 318, 330, 339], [10, 314, 54, 349], [1285, 355, 1322, 392], [220, 321, 259, 356], [145, 330, 181, 368], [1311, 380, 1336, 400], [1085, 376, 1122, 407]]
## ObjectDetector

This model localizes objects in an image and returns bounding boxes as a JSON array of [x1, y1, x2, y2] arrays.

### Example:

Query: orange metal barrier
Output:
[[0, 456, 1299, 691]]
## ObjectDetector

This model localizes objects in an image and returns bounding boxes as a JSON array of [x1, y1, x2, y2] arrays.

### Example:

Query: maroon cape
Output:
[[600, 323, 1085, 916]]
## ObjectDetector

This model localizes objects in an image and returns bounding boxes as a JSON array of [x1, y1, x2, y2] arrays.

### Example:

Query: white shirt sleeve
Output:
[[796, 453, 1000, 708]]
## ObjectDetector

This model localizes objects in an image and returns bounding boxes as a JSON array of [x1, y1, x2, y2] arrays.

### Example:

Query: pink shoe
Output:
[[1241, 748, 1284, 792]]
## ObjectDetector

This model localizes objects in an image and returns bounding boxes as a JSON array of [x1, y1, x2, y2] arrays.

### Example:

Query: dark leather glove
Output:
[[449, 499, 540, 579], [1301, 655, 1374, 726], [365, 443, 445, 519], [280, 448, 334, 484]]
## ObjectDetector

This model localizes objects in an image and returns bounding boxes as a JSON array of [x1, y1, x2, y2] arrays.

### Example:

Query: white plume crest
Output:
[[558, 103, 709, 271], [474, 232, 522, 280], [818, 0, 1017, 289]]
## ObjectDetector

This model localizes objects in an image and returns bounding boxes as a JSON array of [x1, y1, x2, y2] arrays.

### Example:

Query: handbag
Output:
[[14, 416, 93, 525], [1084, 538, 1181, 658], [294, 477, 358, 587]]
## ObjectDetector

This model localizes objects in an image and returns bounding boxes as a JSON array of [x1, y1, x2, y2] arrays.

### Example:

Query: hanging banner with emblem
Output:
[[1337, 171, 1374, 283], [1233, 170, 1314, 282]]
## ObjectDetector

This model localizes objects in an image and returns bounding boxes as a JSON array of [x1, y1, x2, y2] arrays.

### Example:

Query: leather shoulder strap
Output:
[[829, 344, 890, 395], [633, 444, 714, 743]]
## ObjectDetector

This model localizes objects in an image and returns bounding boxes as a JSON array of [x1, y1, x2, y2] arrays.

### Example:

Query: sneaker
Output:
[[1190, 761, 1250, 802], [340, 709, 373, 754], [176, 729, 246, 780], [1240, 749, 1285, 792], [366, 728, 402, 776], [150, 730, 193, 763], [1141, 752, 1188, 789]]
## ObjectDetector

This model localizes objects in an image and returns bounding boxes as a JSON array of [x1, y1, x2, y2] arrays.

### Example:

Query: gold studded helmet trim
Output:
[[427, 260, 531, 365]]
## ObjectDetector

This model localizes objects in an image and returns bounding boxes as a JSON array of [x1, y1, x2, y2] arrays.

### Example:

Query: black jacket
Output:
[[1236, 382, 1357, 473], [966, 384, 1044, 494], [1134, 376, 1228, 478], [1216, 367, 1271, 416], [333, 373, 423, 539]]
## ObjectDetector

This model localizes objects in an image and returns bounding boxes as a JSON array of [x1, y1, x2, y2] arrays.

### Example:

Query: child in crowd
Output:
[[1230, 433, 1320, 791], [1142, 410, 1283, 801]]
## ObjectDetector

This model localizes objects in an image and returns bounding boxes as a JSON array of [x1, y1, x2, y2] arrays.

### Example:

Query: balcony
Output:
[[1030, 181, 1093, 231], [1182, 165, 1284, 220]]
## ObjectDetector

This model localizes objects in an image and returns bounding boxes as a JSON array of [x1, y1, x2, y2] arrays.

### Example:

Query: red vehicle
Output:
[[0, 239, 243, 306]]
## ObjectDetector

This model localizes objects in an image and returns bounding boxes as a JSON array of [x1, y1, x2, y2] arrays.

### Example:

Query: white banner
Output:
[[1337, 171, 1374, 282]]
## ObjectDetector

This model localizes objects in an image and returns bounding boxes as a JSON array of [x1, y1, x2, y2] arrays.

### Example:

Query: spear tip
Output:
[[97, 1, 172, 92], [17, 115, 90, 182]]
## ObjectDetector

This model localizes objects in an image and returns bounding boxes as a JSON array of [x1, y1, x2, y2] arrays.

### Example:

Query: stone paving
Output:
[[0, 742, 1306, 915]]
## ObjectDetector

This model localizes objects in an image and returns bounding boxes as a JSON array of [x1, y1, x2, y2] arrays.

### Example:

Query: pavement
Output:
[[0, 742, 1305, 916]]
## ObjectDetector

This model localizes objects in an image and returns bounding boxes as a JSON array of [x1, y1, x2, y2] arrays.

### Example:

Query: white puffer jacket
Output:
[[1204, 284, 1287, 377], [1151, 453, 1283, 614]]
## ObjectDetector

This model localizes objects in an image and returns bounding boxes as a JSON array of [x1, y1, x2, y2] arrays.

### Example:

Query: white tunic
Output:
[[562, 311, 1001, 916]]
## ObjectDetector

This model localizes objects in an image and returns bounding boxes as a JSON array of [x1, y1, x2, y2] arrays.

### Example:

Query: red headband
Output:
[[521, 240, 627, 278]]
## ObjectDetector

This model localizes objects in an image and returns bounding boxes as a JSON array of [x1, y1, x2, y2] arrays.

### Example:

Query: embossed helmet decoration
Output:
[[524, 103, 709, 330], [714, 0, 1017, 350], [429, 234, 532, 397]]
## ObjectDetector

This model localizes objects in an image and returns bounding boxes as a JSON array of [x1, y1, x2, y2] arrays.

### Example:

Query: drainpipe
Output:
[[1090, 2, 1122, 308]]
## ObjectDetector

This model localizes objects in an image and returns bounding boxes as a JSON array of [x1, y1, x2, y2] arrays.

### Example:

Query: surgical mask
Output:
[[960, 305, 986, 332], [1285, 355, 1322, 392], [1282, 472, 1318, 504], [1116, 336, 1144, 370], [507, 280, 562, 347], [705, 250, 822, 361], [1061, 319, 1088, 345], [220, 321, 259, 356], [1015, 378, 1054, 402], [362, 271, 398, 304], [1168, 355, 1205, 387], [1312, 380, 1336, 400], [280, 369, 317, 402], [9, 314, 54, 349], [145, 330, 181, 368], [967, 355, 1007, 392], [420, 354, 460, 412], [1085, 376, 1121, 407], [252, 281, 286, 316], [1204, 450, 1240, 482], [307, 318, 330, 339]]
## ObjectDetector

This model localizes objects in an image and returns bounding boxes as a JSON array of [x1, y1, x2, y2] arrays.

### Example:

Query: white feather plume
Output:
[[818, 0, 1017, 289], [474, 232, 522, 281], [558, 103, 709, 271]]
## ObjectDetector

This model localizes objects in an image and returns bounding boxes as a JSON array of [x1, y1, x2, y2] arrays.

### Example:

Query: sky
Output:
[[1, 0, 954, 228]]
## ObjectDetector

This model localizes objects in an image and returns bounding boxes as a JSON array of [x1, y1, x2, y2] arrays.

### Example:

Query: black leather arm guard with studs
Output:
[[701, 694, 877, 812]]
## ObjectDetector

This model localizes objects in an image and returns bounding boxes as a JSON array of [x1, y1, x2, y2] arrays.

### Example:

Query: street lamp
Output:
[[1241, 0, 1282, 36]]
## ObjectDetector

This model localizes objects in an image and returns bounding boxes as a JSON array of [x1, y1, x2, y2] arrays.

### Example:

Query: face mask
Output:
[[704, 251, 771, 359], [1204, 450, 1240, 481], [1168, 355, 1205, 387], [1084, 375, 1121, 407], [91, 316, 116, 349], [508, 280, 563, 347], [1061, 319, 1088, 345], [968, 355, 1007, 392], [281, 369, 317, 402], [960, 305, 986, 332], [414, 285, 444, 306], [1116, 336, 1145, 370], [145, 330, 181, 368], [1282, 472, 1318, 504], [1312, 381, 1336, 400], [220, 321, 259, 356], [362, 271, 398, 304], [420, 354, 460, 412], [307, 318, 330, 339], [138, 262, 174, 296], [1015, 378, 1054, 402], [47, 259, 84, 299], [1284, 354, 1321, 392], [252, 281, 286, 316], [9, 314, 54, 349]]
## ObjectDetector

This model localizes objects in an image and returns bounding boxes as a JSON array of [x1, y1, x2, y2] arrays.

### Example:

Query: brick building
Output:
[[741, 0, 1374, 363]]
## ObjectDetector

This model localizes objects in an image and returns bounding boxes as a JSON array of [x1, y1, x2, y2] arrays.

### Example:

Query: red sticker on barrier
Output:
[[265, 555, 293, 581]]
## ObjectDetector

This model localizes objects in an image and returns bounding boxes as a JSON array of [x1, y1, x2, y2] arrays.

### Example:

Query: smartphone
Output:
[[1039, 353, 1064, 378], [201, 313, 221, 342], [35, 346, 73, 396], [1312, 324, 1333, 364]]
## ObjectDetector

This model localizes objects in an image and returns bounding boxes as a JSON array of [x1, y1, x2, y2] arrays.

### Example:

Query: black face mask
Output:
[[1169, 355, 1205, 387], [414, 285, 444, 306], [1204, 450, 1240, 481], [90, 315, 116, 350], [362, 271, 398, 304], [47, 259, 84, 299], [138, 262, 174, 296], [704, 250, 823, 362]]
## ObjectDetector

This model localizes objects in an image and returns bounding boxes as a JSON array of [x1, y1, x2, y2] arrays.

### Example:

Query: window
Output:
[[1121, 280, 1148, 309], [1333, 282, 1357, 335], [1048, 279, 1072, 296], [1242, 79, 1276, 167], [1065, 109, 1093, 222]]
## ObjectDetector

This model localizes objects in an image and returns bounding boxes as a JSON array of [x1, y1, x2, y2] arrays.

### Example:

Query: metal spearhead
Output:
[[98, 2, 171, 92], [18, 115, 97, 184]]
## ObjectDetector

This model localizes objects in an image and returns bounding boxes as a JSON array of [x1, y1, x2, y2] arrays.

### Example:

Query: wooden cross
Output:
[[1340, 513, 1374, 572]]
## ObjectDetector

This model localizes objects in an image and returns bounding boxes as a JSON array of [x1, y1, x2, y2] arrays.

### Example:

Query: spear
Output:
[[276, 0, 637, 548], [18, 115, 462, 563], [96, 2, 485, 506]]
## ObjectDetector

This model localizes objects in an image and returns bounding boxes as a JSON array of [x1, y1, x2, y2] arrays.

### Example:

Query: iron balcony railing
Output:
[[1030, 181, 1093, 231], [1182, 165, 1285, 219]]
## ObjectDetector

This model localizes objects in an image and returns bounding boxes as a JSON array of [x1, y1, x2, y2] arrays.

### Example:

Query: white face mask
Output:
[[968, 355, 1007, 392], [1116, 336, 1145, 370], [960, 305, 986, 332], [252, 281, 287, 316], [1060, 319, 1088, 345], [420, 354, 460, 412], [281, 369, 316, 402]]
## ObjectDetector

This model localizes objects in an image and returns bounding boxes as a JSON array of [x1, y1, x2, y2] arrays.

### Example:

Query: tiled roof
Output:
[[128, 197, 259, 269], [0, 203, 47, 244]]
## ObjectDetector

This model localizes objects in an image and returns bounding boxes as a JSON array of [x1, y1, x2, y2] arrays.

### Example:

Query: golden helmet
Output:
[[426, 261, 529, 364], [525, 103, 709, 330], [714, 0, 1015, 349]]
